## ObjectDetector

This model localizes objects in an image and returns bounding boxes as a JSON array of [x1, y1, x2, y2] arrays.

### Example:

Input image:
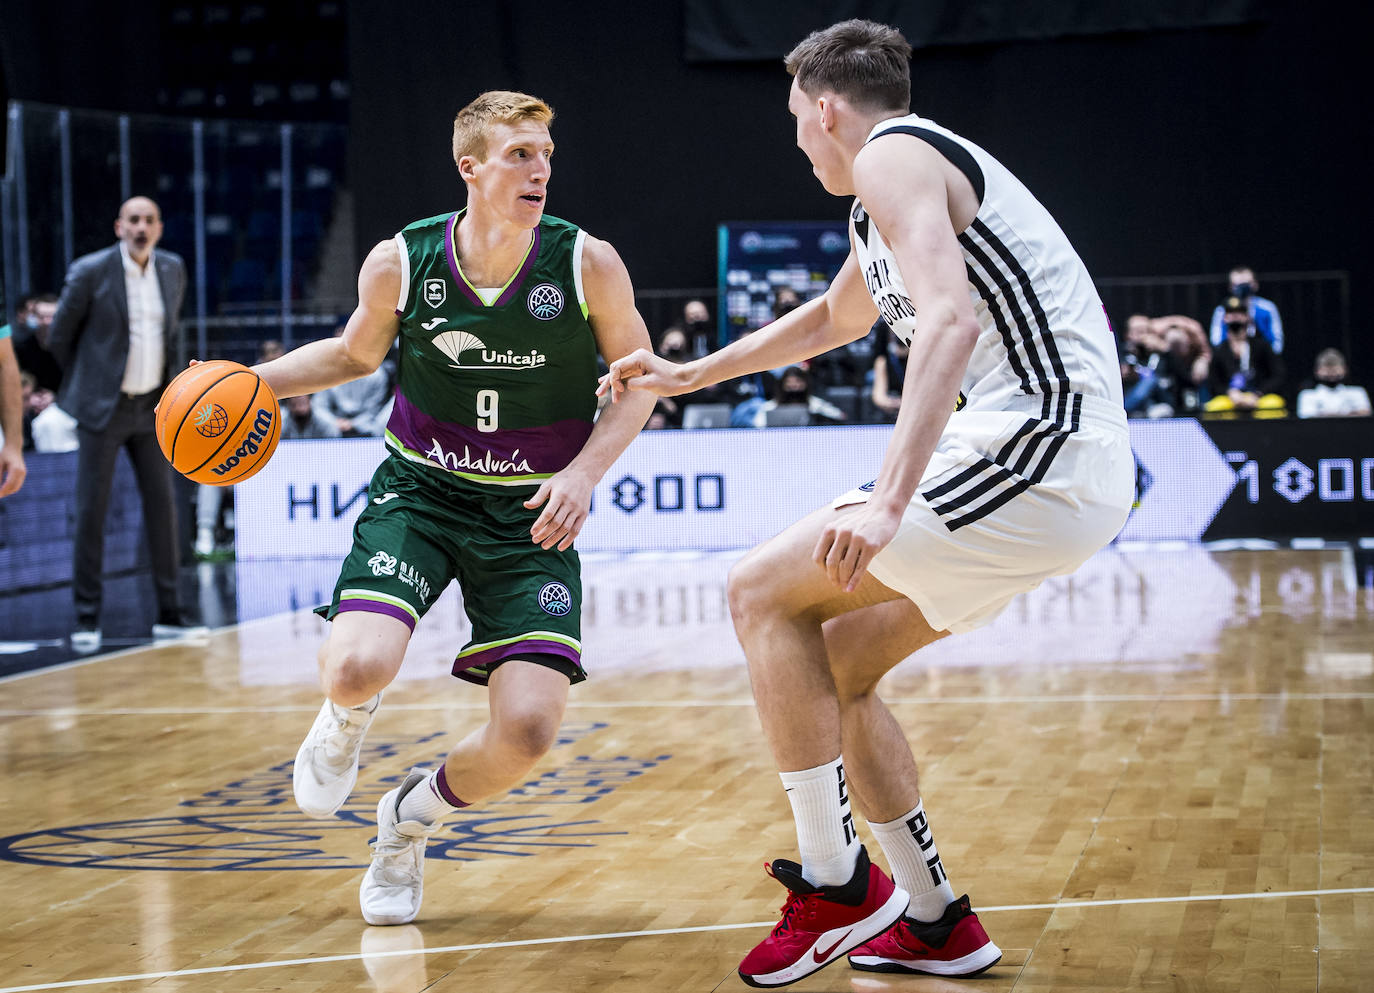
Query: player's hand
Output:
[[596, 348, 692, 402], [525, 468, 596, 551], [814, 503, 902, 593], [0, 444, 27, 498]]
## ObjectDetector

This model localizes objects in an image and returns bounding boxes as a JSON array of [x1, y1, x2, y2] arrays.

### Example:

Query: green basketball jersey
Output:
[[384, 209, 598, 487]]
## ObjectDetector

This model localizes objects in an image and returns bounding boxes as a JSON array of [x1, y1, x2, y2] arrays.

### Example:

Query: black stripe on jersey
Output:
[[921, 393, 1082, 531], [922, 411, 1042, 503], [964, 261, 1034, 395], [970, 218, 1071, 394], [851, 202, 870, 247], [960, 231, 1052, 393], [867, 126, 986, 207]]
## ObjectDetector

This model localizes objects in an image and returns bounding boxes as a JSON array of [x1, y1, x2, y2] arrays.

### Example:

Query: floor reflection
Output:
[[228, 545, 1373, 690], [360, 925, 428, 993]]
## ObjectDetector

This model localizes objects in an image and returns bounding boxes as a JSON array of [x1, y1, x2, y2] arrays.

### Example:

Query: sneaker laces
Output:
[[313, 701, 371, 770], [765, 863, 815, 936], [369, 821, 431, 887]]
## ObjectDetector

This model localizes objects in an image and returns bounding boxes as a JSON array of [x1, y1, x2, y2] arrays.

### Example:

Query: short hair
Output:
[[452, 90, 554, 165], [1315, 348, 1346, 367], [785, 20, 912, 113]]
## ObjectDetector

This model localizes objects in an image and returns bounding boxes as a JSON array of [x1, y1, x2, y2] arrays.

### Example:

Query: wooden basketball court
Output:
[[0, 545, 1370, 992]]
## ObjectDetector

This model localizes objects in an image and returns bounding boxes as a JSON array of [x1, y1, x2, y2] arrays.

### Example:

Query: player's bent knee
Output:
[[726, 551, 780, 627], [832, 667, 883, 703], [319, 643, 399, 703], [495, 707, 561, 764]]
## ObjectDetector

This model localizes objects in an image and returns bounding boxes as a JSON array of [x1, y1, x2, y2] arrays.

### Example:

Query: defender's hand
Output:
[[596, 349, 692, 402]]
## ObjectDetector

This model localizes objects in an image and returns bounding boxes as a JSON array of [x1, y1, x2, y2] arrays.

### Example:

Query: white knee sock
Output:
[[779, 757, 861, 888], [869, 798, 957, 921]]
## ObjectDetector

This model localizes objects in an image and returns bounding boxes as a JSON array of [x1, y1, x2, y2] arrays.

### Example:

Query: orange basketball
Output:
[[156, 360, 281, 485]]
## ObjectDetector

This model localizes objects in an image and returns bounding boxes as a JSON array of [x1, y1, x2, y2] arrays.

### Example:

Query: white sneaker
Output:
[[360, 768, 444, 926], [292, 694, 380, 818], [71, 628, 102, 654], [194, 528, 215, 557], [152, 622, 210, 642]]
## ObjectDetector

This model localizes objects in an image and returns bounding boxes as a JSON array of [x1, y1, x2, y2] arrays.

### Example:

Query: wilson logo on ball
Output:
[[209, 408, 276, 477], [193, 402, 230, 438]]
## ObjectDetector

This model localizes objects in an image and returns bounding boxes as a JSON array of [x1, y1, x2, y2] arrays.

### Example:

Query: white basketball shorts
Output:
[[833, 393, 1133, 634]]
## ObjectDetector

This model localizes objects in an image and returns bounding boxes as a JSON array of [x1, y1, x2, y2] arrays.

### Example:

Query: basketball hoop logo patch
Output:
[[527, 283, 564, 320], [538, 581, 572, 616]]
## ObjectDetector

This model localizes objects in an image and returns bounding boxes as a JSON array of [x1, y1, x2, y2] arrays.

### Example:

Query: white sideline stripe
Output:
[[1, 691, 1372, 718], [1, 886, 1370, 993]]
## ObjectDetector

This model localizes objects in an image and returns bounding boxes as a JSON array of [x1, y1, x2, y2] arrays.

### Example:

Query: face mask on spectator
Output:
[[1317, 373, 1346, 387], [1230, 283, 1253, 299]]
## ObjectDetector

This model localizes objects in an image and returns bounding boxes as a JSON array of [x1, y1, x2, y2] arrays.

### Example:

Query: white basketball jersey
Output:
[[851, 114, 1123, 416]]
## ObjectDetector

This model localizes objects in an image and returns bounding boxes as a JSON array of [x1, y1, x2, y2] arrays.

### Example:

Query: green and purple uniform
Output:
[[319, 209, 597, 684]]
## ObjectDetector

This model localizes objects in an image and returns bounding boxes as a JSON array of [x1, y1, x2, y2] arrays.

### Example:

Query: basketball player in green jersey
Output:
[[254, 91, 656, 925]]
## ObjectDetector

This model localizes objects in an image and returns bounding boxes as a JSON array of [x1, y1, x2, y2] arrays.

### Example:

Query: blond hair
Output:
[[785, 20, 912, 113], [452, 90, 555, 165]]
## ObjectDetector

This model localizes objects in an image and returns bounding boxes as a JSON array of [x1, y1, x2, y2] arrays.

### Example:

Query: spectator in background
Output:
[[683, 298, 714, 358], [1203, 296, 1286, 418], [27, 375, 78, 453], [646, 328, 692, 426], [1119, 351, 1175, 419], [48, 195, 200, 650], [0, 320, 25, 496], [7, 293, 64, 392], [644, 398, 677, 430], [313, 322, 395, 436], [1296, 349, 1371, 418], [281, 392, 342, 440], [746, 365, 846, 428], [1209, 265, 1283, 353], [773, 286, 802, 319], [18, 371, 38, 451], [20, 370, 65, 451], [868, 319, 909, 421], [1122, 313, 1210, 417]]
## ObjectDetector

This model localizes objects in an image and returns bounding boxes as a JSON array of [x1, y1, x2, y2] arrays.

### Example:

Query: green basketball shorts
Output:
[[316, 454, 584, 685]]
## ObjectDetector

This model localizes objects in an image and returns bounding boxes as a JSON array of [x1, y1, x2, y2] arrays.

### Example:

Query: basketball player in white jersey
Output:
[[600, 19, 1133, 989]]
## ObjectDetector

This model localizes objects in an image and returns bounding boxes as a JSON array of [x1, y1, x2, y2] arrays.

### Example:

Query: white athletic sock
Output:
[[779, 757, 861, 888], [869, 798, 957, 922], [396, 766, 469, 825]]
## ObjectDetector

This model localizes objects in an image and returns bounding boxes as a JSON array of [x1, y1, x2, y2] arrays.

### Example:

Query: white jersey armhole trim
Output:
[[393, 232, 411, 314], [573, 228, 589, 318]]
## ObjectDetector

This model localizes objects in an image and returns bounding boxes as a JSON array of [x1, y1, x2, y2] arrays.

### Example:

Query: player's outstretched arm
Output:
[[253, 239, 402, 400], [526, 236, 656, 550], [599, 251, 875, 403], [815, 139, 980, 593]]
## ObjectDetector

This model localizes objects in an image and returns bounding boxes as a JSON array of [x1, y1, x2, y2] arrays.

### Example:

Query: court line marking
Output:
[[1, 885, 1369, 992], [1, 691, 1372, 718]]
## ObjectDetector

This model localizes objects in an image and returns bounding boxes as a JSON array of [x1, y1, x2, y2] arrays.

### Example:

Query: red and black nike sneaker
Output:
[[847, 893, 1002, 976], [738, 845, 909, 988]]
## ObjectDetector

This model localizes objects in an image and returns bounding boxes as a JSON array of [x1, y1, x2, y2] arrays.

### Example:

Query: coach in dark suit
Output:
[[49, 196, 197, 651]]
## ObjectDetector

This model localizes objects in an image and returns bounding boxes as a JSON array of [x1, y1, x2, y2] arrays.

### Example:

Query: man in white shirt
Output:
[[1297, 349, 1372, 418], [49, 196, 198, 653]]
